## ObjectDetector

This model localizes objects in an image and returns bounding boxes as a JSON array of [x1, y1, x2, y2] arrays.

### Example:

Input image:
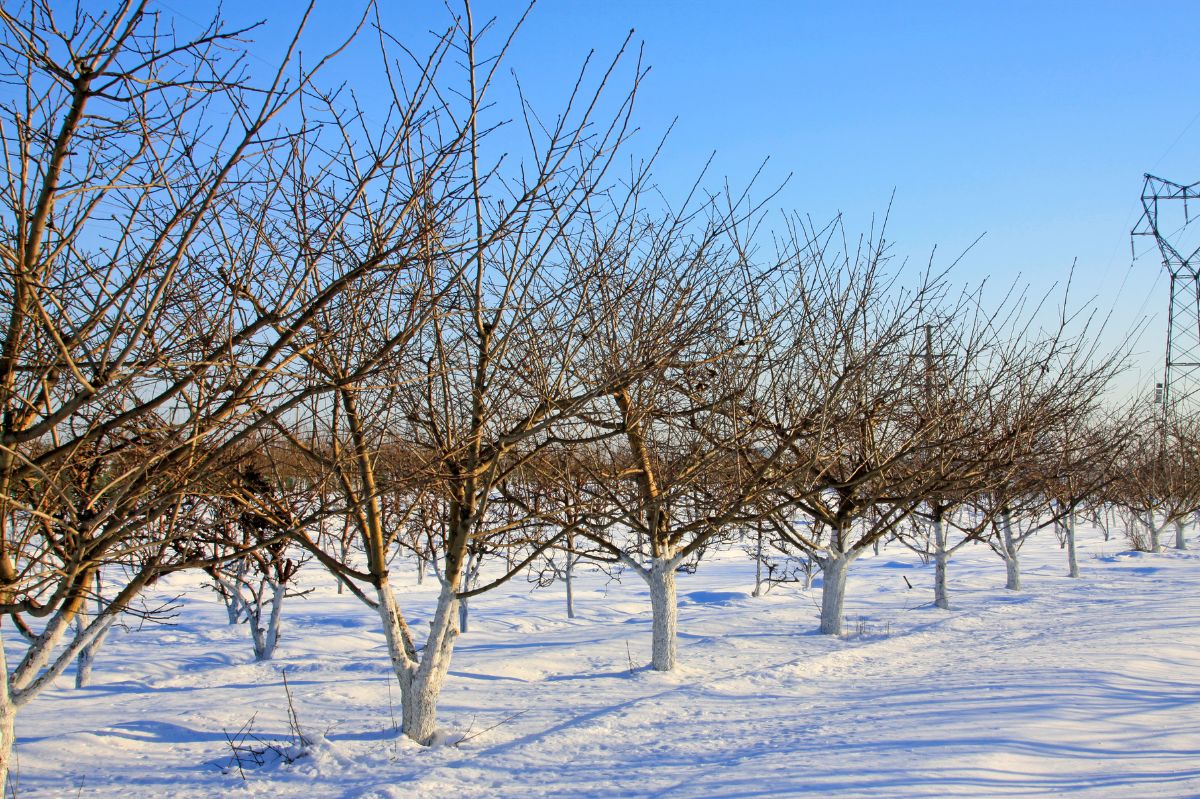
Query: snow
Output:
[[11, 527, 1200, 798]]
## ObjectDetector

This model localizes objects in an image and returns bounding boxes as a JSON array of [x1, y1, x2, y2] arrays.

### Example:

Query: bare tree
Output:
[[1108, 407, 1200, 553], [0, 1, 405, 787], [970, 306, 1125, 590], [196, 448, 314, 661], [275, 6, 664, 742], [552, 194, 794, 671], [753, 218, 954, 635]]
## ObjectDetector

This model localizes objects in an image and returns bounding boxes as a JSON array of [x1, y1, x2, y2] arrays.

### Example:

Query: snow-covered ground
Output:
[[11, 527, 1200, 798]]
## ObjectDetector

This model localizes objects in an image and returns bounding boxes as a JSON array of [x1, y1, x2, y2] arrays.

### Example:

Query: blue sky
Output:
[[168, 0, 1200, 396]]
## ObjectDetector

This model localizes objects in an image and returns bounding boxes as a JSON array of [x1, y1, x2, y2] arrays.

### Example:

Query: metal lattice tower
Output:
[[1132, 174, 1200, 410]]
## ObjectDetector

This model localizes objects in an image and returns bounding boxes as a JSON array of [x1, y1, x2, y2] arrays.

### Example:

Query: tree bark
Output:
[[1065, 514, 1079, 578], [458, 596, 470, 634], [1000, 510, 1021, 591], [818, 554, 852, 635], [564, 553, 576, 619], [0, 636, 12, 799], [753, 528, 764, 598], [1175, 519, 1187, 551], [400, 581, 459, 744], [647, 558, 678, 671], [1148, 512, 1163, 553], [74, 603, 110, 688], [933, 516, 950, 610], [253, 582, 286, 661]]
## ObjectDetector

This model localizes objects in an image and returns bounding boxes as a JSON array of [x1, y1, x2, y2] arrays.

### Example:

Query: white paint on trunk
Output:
[[1001, 510, 1021, 591], [1176, 519, 1187, 551], [753, 527, 765, 598], [375, 576, 461, 745], [0, 603, 117, 790], [819, 553, 854, 635], [400, 581, 459, 744], [0, 633, 12, 799], [457, 552, 482, 635], [252, 582, 286, 661], [564, 554, 576, 619], [73, 604, 110, 688], [214, 562, 251, 624], [1066, 514, 1080, 578], [375, 581, 417, 687], [648, 557, 679, 671], [458, 597, 470, 634], [1148, 511, 1163, 553], [933, 516, 950, 610]]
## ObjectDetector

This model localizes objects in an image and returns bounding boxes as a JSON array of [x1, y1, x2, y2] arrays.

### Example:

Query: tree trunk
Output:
[[564, 554, 576, 619], [249, 586, 267, 660], [1066, 514, 1079, 578], [818, 554, 852, 635], [1148, 512, 1163, 553], [457, 553, 480, 634], [376, 581, 415, 686], [416, 555, 425, 585], [1175, 519, 1187, 551], [397, 581, 459, 745], [933, 516, 950, 610], [0, 697, 11, 798], [74, 605, 109, 688], [214, 569, 247, 624], [0, 633, 14, 797], [753, 528, 764, 598], [254, 582, 286, 661], [647, 558, 678, 671], [1000, 510, 1021, 591], [75, 572, 116, 687]]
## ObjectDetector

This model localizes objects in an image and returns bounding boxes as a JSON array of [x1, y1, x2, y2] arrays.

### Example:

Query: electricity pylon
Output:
[[1132, 174, 1200, 410]]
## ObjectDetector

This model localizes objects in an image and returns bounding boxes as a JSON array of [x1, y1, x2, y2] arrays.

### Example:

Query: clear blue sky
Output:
[[167, 0, 1200, 397]]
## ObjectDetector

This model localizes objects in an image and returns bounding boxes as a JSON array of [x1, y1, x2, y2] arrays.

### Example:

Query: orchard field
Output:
[[13, 524, 1199, 799]]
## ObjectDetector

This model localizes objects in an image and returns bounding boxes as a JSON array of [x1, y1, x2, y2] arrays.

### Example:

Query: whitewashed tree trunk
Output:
[[1175, 519, 1187, 551], [933, 516, 950, 610], [564, 553, 576, 619], [214, 566, 250, 625], [818, 553, 853, 635], [1147, 512, 1163, 553], [403, 582, 459, 744], [252, 582, 286, 661], [416, 555, 426, 585], [647, 557, 679, 671], [753, 528, 764, 598], [457, 553, 481, 634], [1066, 514, 1079, 578], [0, 638, 13, 799], [73, 600, 110, 688], [1000, 511, 1021, 591], [376, 581, 416, 683], [0, 605, 116, 792], [375, 577, 460, 745]]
